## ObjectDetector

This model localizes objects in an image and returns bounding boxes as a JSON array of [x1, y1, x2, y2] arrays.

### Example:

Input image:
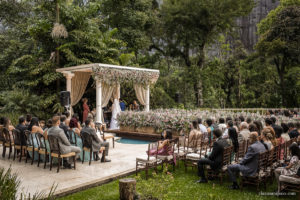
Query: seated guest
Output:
[[3, 117, 15, 141], [275, 143, 300, 192], [248, 123, 258, 133], [186, 121, 202, 147], [198, 118, 207, 137], [227, 120, 239, 154], [148, 130, 175, 167], [28, 117, 44, 160], [48, 116, 81, 168], [288, 122, 299, 139], [65, 112, 71, 127], [246, 117, 252, 124], [261, 127, 277, 150], [81, 119, 110, 162], [281, 123, 291, 142], [253, 120, 263, 136], [238, 122, 250, 142], [25, 114, 32, 126], [59, 115, 69, 139], [218, 118, 227, 133], [270, 116, 283, 139], [196, 129, 229, 183], [206, 118, 214, 143], [265, 118, 276, 138], [15, 116, 27, 145], [71, 113, 82, 131], [227, 132, 266, 189]]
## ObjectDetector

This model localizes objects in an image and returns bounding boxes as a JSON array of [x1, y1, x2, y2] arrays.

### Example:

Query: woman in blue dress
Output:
[[69, 117, 92, 162], [28, 117, 43, 161]]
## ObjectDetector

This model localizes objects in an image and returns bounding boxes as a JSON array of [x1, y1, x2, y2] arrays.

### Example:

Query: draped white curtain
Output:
[[134, 84, 147, 106], [71, 72, 91, 106], [101, 82, 114, 108]]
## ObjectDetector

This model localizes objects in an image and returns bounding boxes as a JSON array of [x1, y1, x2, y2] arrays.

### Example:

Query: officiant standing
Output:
[[82, 98, 90, 123]]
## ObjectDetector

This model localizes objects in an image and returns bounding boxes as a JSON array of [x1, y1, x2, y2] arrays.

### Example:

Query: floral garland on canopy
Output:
[[92, 66, 159, 86]]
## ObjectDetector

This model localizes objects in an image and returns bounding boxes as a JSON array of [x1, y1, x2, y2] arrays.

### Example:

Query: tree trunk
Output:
[[119, 178, 136, 200]]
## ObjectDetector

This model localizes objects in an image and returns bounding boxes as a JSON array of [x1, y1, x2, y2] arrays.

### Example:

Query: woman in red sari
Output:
[[82, 98, 90, 123]]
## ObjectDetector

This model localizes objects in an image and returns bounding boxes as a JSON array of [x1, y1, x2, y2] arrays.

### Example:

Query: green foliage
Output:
[[256, 3, 300, 107], [0, 167, 20, 200]]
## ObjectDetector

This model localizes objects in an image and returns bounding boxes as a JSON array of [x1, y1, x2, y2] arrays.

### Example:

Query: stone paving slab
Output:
[[0, 141, 148, 197]]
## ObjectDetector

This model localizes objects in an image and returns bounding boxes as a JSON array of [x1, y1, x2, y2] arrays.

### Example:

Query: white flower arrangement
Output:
[[117, 109, 299, 132]]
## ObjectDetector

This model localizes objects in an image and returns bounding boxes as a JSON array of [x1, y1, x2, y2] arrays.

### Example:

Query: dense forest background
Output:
[[0, 0, 299, 120]]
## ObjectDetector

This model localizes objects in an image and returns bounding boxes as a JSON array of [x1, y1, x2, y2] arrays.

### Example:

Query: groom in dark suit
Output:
[[227, 132, 266, 189], [197, 129, 229, 183]]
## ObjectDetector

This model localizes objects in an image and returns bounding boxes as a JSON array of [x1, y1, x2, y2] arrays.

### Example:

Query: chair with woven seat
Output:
[[279, 175, 300, 194], [240, 150, 270, 193], [35, 132, 49, 168], [12, 129, 27, 162], [235, 140, 246, 163], [174, 135, 188, 163], [136, 141, 160, 179], [48, 135, 76, 173], [157, 138, 177, 172], [101, 125, 115, 148], [81, 131, 94, 165], [207, 145, 233, 185], [24, 130, 38, 165], [184, 134, 206, 172], [2, 127, 14, 159]]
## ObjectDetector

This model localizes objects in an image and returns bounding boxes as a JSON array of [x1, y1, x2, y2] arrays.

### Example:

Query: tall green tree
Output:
[[153, 0, 254, 107], [256, 0, 300, 107]]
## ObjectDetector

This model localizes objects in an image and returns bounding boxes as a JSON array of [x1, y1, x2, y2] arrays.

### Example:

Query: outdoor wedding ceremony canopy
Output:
[[56, 63, 160, 123]]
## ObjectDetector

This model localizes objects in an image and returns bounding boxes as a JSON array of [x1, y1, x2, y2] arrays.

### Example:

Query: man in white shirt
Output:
[[198, 118, 207, 136]]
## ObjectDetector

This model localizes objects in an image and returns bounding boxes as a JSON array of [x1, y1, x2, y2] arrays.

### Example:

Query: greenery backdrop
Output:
[[0, 0, 299, 121]]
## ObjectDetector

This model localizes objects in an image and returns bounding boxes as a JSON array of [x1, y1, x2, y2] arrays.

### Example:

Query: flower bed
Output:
[[117, 109, 299, 135]]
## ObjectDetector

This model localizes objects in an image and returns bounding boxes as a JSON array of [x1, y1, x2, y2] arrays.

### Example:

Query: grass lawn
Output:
[[60, 162, 299, 200]]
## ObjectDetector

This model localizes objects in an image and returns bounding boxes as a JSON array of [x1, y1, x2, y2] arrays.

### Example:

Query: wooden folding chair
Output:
[[240, 150, 270, 193], [24, 130, 38, 165], [184, 134, 205, 172], [12, 129, 26, 162], [35, 132, 49, 168], [136, 141, 159, 179], [207, 145, 233, 185], [81, 131, 94, 165], [48, 135, 76, 173], [2, 128, 14, 159]]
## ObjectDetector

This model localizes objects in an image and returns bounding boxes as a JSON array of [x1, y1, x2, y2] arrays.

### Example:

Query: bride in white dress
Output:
[[110, 99, 121, 130]]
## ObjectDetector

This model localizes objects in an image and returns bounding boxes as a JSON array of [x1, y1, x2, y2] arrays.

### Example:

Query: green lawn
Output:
[[60, 162, 298, 200]]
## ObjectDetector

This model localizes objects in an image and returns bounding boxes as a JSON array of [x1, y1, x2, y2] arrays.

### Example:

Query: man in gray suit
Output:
[[81, 118, 111, 162], [48, 116, 81, 168], [227, 132, 266, 189]]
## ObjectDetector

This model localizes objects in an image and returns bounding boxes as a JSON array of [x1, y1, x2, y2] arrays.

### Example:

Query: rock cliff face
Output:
[[236, 0, 279, 51]]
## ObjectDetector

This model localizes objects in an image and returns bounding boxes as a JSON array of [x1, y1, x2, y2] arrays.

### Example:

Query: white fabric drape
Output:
[[101, 82, 114, 108], [71, 72, 91, 106], [134, 84, 147, 105]]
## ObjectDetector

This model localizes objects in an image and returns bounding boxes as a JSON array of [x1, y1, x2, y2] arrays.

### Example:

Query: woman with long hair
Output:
[[28, 117, 43, 161]]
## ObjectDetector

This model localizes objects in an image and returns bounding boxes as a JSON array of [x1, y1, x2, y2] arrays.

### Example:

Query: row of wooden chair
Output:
[[0, 127, 76, 173]]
